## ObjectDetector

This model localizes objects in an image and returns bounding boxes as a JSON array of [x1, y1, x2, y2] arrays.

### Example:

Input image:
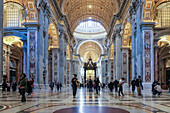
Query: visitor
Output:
[[152, 81, 158, 92], [94, 77, 100, 94], [113, 79, 119, 92], [109, 79, 114, 92], [136, 76, 143, 96], [12, 80, 17, 92], [89, 76, 93, 92], [71, 74, 78, 98], [7, 81, 10, 92], [153, 83, 162, 95], [59, 82, 62, 90], [30, 78, 34, 93], [168, 79, 170, 94], [18, 73, 27, 102], [118, 78, 125, 96], [57, 82, 60, 91], [131, 78, 136, 93], [26, 78, 32, 95], [1, 79, 7, 93], [49, 81, 54, 92]]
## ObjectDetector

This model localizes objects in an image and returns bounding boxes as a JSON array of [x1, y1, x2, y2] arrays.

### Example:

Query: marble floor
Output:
[[0, 87, 170, 113]]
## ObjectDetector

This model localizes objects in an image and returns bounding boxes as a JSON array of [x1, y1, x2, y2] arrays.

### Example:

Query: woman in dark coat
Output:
[[18, 73, 27, 102]]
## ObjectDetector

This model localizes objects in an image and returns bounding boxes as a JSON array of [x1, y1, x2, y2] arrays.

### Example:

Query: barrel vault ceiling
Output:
[[56, 0, 122, 32]]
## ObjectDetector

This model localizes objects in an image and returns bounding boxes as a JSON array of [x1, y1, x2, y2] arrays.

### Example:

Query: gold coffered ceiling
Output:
[[60, 0, 120, 32]]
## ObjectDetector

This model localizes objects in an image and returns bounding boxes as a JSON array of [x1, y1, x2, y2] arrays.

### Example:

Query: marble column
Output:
[[63, 41, 67, 86], [22, 41, 27, 74], [0, 0, 4, 83], [23, 23, 39, 84], [113, 39, 116, 81], [161, 59, 166, 84], [115, 24, 122, 81], [59, 29, 64, 84], [69, 50, 73, 84], [101, 60, 105, 83], [108, 60, 111, 82], [154, 45, 159, 81], [6, 46, 10, 82], [141, 22, 155, 88], [52, 48, 59, 83], [122, 47, 130, 85], [67, 60, 71, 85]]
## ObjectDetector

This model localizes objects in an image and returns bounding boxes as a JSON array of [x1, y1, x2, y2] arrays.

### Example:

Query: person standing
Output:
[[136, 76, 143, 96], [118, 78, 125, 96], [26, 79, 32, 95], [49, 81, 54, 92], [12, 80, 17, 92], [57, 82, 60, 91], [113, 79, 119, 92], [71, 74, 78, 98], [131, 78, 136, 93], [18, 73, 27, 102], [59, 82, 62, 91], [109, 79, 114, 92], [30, 78, 34, 93], [7, 81, 10, 92], [1, 79, 7, 93], [89, 77, 93, 92], [94, 77, 100, 94]]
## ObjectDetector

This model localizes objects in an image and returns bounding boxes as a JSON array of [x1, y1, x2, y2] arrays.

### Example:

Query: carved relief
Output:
[[144, 31, 151, 82], [29, 31, 36, 78]]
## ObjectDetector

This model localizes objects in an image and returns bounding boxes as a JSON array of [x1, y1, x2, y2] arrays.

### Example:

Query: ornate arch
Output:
[[77, 40, 103, 62]]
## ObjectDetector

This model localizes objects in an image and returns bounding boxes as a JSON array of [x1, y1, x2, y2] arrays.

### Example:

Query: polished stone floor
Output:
[[0, 87, 170, 113]]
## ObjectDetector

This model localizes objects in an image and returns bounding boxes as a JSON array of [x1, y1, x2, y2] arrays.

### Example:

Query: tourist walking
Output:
[[18, 73, 27, 102], [113, 79, 119, 92], [94, 77, 100, 94], [136, 76, 143, 96], [71, 74, 78, 98], [118, 78, 125, 96], [131, 78, 136, 93]]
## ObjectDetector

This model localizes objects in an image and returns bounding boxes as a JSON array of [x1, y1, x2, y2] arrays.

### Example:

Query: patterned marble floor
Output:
[[0, 87, 170, 113]]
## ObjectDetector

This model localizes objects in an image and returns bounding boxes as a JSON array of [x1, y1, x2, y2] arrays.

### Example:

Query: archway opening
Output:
[[3, 36, 24, 83], [157, 35, 170, 89]]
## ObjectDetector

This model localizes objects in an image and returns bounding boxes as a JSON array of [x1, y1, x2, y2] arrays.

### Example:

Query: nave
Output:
[[0, 88, 169, 113]]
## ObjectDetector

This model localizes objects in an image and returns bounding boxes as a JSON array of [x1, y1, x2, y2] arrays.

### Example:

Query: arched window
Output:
[[4, 2, 23, 27], [157, 3, 170, 27]]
